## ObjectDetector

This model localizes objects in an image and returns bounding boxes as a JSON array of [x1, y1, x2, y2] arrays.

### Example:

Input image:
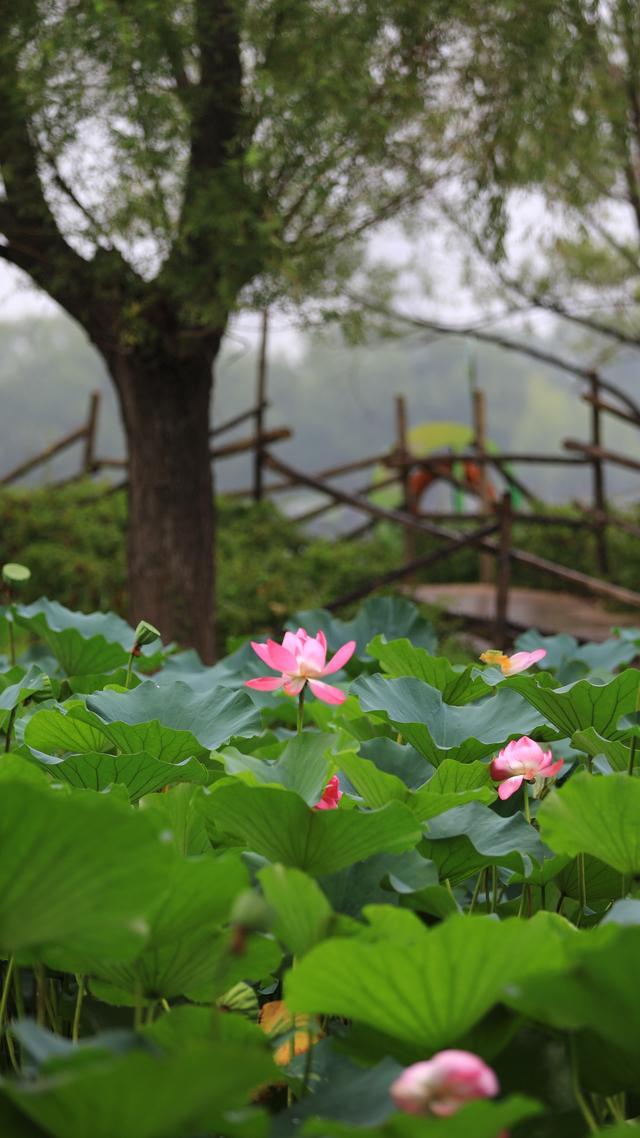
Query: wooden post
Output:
[[395, 395, 415, 566], [589, 372, 609, 574], [0, 425, 87, 485], [472, 387, 493, 583], [495, 492, 512, 645], [82, 391, 101, 475], [265, 450, 640, 609], [253, 309, 269, 502]]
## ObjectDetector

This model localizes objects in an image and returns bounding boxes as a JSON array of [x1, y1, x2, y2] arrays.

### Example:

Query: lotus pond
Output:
[[1, 585, 640, 1137]]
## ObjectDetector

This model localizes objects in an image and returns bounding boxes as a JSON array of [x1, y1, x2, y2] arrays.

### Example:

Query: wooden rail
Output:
[[388, 451, 590, 468], [0, 391, 101, 486], [581, 392, 640, 430], [93, 426, 291, 472], [585, 509, 640, 542], [291, 472, 400, 526], [412, 511, 587, 528], [210, 427, 290, 462], [564, 439, 640, 475], [326, 520, 502, 611], [265, 451, 640, 614], [3, 356, 639, 646], [210, 402, 269, 439], [262, 450, 393, 496]]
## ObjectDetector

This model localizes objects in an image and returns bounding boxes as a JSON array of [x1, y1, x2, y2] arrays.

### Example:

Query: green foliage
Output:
[[1, 588, 640, 1135], [286, 912, 569, 1052], [0, 485, 400, 650], [4, 484, 640, 667], [201, 782, 422, 875], [353, 672, 547, 764], [452, 1, 640, 332], [0, 781, 174, 960], [0, 0, 459, 327], [538, 772, 640, 875]]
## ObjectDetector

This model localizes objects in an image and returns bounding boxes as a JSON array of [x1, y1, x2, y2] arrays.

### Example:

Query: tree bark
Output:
[[112, 341, 219, 662]]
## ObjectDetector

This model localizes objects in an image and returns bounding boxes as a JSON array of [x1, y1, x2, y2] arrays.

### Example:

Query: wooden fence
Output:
[[2, 323, 639, 641], [0, 388, 290, 494]]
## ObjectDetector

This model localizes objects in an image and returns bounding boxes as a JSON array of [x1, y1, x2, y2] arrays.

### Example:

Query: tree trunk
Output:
[[112, 344, 219, 662]]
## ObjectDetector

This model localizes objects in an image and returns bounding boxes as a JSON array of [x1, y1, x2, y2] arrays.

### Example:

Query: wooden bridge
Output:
[[409, 583, 639, 643]]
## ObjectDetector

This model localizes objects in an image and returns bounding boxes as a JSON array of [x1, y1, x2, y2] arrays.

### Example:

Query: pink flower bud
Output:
[[313, 775, 343, 811], [391, 1050, 499, 1117], [490, 736, 563, 800]]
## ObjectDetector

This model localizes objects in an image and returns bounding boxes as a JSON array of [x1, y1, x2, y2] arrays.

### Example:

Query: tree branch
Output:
[[180, 0, 243, 229], [46, 159, 112, 246], [435, 192, 640, 349], [0, 17, 136, 329], [158, 0, 245, 296], [582, 204, 640, 276], [345, 291, 640, 419]]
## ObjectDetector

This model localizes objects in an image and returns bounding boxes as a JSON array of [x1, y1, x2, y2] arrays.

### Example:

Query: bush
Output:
[[1, 483, 636, 653], [0, 483, 399, 649]]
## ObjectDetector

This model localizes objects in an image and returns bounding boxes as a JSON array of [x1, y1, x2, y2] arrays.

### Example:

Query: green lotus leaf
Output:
[[353, 674, 547, 764], [506, 669, 640, 739], [0, 780, 174, 959], [367, 636, 489, 704], [33, 750, 209, 800], [287, 912, 570, 1050], [87, 680, 260, 750], [538, 771, 640, 874], [200, 782, 422, 875]]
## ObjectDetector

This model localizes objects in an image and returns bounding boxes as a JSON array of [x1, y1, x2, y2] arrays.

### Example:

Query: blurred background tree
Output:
[[0, 0, 462, 658], [446, 0, 640, 344]]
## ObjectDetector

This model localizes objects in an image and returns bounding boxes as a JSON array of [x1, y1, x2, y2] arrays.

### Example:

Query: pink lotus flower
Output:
[[245, 628, 356, 706], [391, 1050, 499, 1117], [490, 736, 563, 800], [313, 775, 343, 811], [480, 648, 546, 676]]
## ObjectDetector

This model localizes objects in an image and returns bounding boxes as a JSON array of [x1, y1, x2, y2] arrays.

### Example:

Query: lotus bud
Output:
[[31, 676, 53, 704], [391, 1050, 499, 1117], [229, 889, 273, 955], [217, 981, 259, 1019], [2, 563, 31, 588], [230, 889, 272, 934], [133, 619, 161, 649]]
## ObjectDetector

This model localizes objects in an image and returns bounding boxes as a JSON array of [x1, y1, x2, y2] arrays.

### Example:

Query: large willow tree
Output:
[[450, 0, 640, 346], [0, 1, 458, 658]]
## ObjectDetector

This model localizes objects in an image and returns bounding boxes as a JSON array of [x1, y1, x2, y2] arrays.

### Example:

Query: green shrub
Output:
[[1, 483, 636, 654], [0, 484, 399, 649]]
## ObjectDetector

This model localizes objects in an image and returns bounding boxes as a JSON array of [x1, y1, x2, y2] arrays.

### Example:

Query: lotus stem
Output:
[[72, 975, 84, 1043], [468, 872, 483, 914], [628, 736, 637, 778], [4, 707, 16, 753], [577, 853, 587, 924], [301, 1020, 315, 1097], [0, 957, 15, 1029], [569, 1036, 600, 1133], [7, 617, 15, 668], [297, 686, 306, 734]]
